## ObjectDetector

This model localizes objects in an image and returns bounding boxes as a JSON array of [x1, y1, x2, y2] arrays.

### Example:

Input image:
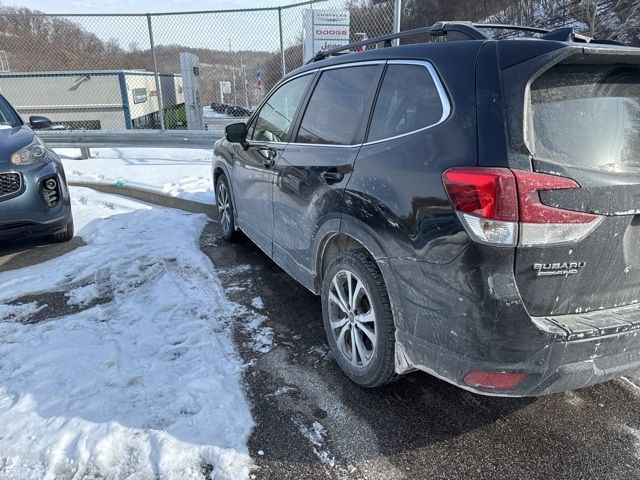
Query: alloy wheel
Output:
[[327, 269, 377, 368], [217, 181, 231, 234]]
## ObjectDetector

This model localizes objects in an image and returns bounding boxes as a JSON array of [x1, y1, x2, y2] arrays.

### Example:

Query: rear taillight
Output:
[[513, 170, 601, 247], [442, 167, 602, 247], [442, 168, 518, 246]]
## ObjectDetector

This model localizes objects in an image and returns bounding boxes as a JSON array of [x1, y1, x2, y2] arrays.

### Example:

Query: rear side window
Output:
[[530, 65, 640, 172], [251, 73, 312, 142], [368, 64, 445, 143], [296, 65, 378, 145]]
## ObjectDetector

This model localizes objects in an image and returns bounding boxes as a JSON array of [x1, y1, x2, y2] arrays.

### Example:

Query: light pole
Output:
[[392, 0, 402, 45]]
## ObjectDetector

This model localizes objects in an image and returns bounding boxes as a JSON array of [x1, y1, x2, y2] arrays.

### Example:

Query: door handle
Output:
[[320, 170, 345, 184]]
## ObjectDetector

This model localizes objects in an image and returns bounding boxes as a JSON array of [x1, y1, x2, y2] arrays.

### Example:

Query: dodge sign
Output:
[[303, 10, 350, 63]]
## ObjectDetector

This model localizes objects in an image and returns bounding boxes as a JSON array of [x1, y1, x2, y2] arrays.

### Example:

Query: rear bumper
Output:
[[386, 248, 640, 397], [398, 321, 640, 397]]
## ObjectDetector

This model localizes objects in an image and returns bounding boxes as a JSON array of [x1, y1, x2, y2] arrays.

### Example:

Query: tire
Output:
[[48, 217, 74, 243], [321, 250, 397, 387], [216, 175, 238, 242]]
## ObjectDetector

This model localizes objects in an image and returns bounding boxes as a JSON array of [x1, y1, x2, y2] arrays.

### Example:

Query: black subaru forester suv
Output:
[[213, 22, 640, 396]]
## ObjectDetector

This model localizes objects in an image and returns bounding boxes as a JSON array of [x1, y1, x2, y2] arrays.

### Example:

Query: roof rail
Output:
[[306, 21, 613, 64], [476, 24, 623, 45], [472, 23, 549, 35]]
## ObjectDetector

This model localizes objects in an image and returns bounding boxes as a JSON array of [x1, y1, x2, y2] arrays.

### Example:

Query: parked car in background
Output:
[[210, 102, 227, 114], [213, 22, 640, 396], [0, 94, 73, 243], [226, 104, 252, 117], [48, 124, 69, 131], [211, 102, 252, 117]]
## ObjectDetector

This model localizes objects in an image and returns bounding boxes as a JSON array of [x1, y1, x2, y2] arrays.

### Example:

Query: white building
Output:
[[0, 70, 184, 130]]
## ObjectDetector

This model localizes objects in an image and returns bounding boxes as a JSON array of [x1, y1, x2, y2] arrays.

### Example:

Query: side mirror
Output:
[[29, 115, 52, 130], [225, 122, 248, 144]]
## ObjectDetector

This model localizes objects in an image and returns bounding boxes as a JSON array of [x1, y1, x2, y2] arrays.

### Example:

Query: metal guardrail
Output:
[[39, 129, 223, 150], [204, 116, 249, 131]]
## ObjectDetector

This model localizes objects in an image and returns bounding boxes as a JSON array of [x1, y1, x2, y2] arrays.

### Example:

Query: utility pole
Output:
[[229, 38, 237, 105], [232, 70, 237, 104], [278, 7, 286, 77], [242, 64, 249, 107]]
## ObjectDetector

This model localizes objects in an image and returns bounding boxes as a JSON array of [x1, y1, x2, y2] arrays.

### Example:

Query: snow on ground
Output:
[[292, 417, 335, 467], [56, 148, 215, 204], [251, 297, 264, 310], [0, 187, 254, 480], [620, 374, 640, 397]]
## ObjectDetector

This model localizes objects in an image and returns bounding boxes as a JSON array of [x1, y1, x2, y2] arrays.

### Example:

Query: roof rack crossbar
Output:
[[307, 26, 437, 63]]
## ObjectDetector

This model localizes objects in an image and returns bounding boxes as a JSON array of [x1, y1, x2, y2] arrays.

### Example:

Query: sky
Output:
[[2, 0, 347, 52], [5, 0, 285, 14]]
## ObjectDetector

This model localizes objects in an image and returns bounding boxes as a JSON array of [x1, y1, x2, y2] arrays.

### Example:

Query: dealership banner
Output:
[[302, 10, 350, 63]]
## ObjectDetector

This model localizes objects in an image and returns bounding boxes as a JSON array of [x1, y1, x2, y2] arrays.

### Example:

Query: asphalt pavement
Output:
[[200, 221, 640, 480], [0, 235, 84, 272]]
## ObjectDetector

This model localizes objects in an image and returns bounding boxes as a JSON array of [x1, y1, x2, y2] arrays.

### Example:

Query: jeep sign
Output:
[[303, 10, 350, 63]]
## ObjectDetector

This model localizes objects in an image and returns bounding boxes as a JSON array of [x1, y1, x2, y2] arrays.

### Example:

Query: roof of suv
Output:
[[287, 21, 640, 81]]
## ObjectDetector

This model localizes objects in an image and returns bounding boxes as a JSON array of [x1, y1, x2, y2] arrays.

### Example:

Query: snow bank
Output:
[[0, 187, 252, 480], [203, 107, 229, 119], [56, 148, 215, 205]]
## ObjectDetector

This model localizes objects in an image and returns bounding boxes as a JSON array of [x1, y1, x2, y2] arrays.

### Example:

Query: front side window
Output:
[[251, 74, 312, 142], [296, 65, 379, 145], [368, 64, 445, 143]]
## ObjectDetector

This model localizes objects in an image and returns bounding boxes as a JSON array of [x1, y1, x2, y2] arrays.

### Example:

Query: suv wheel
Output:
[[216, 175, 237, 242], [321, 250, 397, 387], [47, 218, 74, 243]]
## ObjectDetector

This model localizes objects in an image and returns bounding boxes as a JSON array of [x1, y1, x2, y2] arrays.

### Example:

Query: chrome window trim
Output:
[[247, 140, 288, 146], [286, 59, 451, 148], [319, 60, 387, 71], [285, 143, 362, 149]]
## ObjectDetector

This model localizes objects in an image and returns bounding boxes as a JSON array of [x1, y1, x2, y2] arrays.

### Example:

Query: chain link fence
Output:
[[1, 0, 630, 133], [0, 0, 395, 132]]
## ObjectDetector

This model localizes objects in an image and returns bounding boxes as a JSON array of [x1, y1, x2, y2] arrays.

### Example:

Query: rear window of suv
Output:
[[530, 65, 640, 172]]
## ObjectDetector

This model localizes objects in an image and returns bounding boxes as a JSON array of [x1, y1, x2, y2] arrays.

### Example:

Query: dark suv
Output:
[[0, 94, 73, 243], [213, 22, 640, 396]]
